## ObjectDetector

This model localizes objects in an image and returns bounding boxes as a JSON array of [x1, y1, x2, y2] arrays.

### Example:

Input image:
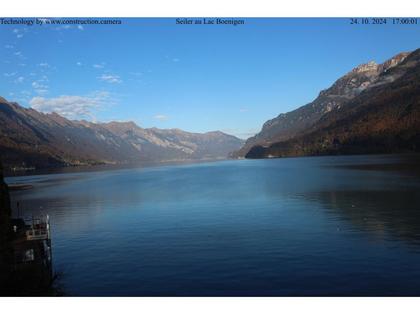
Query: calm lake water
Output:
[[7, 155, 420, 296]]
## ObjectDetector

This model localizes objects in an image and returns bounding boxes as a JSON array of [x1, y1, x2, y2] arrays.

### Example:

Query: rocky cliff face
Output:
[[234, 51, 411, 157], [245, 49, 420, 158], [0, 99, 244, 172]]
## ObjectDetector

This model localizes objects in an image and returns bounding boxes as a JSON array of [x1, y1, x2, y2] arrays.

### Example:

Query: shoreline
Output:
[[5, 152, 420, 182], [7, 184, 34, 191], [3, 157, 231, 179]]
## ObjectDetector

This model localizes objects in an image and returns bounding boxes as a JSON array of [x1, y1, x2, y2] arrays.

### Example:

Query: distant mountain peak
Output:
[[104, 120, 140, 130], [350, 60, 378, 74], [245, 48, 420, 159], [380, 51, 410, 72], [346, 51, 410, 76], [233, 49, 418, 158]]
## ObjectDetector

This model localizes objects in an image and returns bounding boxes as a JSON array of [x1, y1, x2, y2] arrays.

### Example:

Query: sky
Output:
[[1, 18, 419, 138]]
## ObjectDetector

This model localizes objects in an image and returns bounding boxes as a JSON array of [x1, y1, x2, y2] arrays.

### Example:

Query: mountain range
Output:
[[234, 49, 420, 158], [0, 98, 244, 172], [1, 49, 419, 171]]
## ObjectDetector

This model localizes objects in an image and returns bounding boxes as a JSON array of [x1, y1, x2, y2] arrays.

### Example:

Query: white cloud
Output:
[[11, 28, 27, 39], [20, 90, 31, 96], [153, 114, 169, 121], [15, 76, 25, 83], [39, 62, 50, 68], [29, 92, 110, 120], [4, 72, 17, 77], [98, 74, 122, 84], [76, 62, 82, 66], [32, 77, 49, 94], [93, 64, 105, 69], [32, 81, 48, 89], [34, 89, 49, 95], [14, 51, 25, 60], [5, 45, 14, 49], [54, 24, 84, 31]]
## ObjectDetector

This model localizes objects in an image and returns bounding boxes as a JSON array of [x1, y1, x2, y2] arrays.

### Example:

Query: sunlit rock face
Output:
[[244, 49, 420, 159], [233, 51, 411, 158]]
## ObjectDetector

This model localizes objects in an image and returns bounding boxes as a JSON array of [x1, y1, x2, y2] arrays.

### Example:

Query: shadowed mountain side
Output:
[[0, 99, 244, 172], [244, 49, 420, 158]]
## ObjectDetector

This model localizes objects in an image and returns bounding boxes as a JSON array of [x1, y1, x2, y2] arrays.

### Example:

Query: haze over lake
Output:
[[7, 154, 420, 296]]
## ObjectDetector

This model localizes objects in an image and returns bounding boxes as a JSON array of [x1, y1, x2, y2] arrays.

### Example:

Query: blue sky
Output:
[[1, 18, 419, 138]]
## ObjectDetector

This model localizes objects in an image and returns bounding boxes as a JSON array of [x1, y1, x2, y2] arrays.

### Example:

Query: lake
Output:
[[7, 154, 420, 296]]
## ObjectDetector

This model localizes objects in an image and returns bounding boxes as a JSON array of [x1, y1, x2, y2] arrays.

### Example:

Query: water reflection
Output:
[[302, 190, 420, 246], [6, 154, 420, 296], [256, 154, 420, 247]]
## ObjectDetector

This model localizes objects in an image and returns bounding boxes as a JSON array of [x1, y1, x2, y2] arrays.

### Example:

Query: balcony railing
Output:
[[25, 215, 50, 241]]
